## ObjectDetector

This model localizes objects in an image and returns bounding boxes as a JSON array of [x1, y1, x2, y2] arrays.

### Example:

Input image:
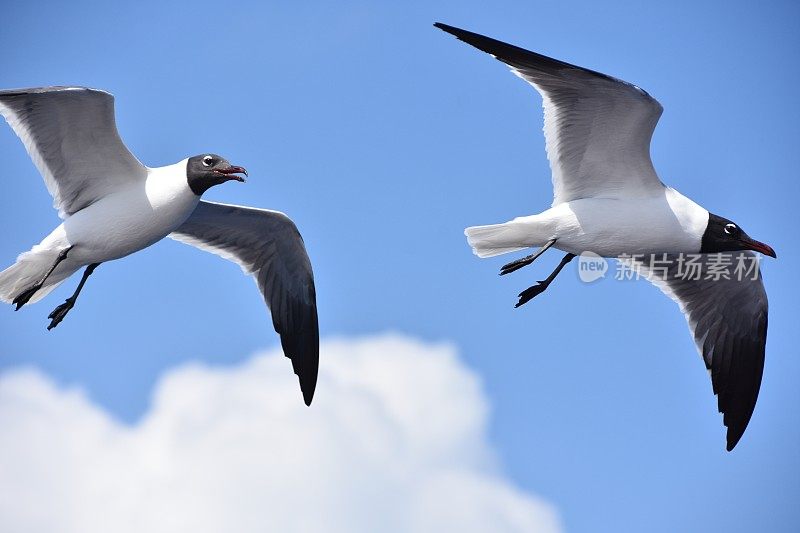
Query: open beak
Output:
[[743, 237, 777, 258], [214, 164, 248, 182]]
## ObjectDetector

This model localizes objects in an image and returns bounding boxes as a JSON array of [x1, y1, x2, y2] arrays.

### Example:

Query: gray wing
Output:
[[0, 86, 146, 218], [435, 23, 665, 205], [635, 252, 768, 450], [170, 201, 319, 405]]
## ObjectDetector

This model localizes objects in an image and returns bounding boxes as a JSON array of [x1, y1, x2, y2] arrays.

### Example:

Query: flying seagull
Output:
[[0, 87, 318, 405], [435, 23, 776, 450]]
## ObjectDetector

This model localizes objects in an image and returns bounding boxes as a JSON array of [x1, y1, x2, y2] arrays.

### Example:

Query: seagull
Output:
[[435, 23, 776, 450], [0, 86, 318, 405]]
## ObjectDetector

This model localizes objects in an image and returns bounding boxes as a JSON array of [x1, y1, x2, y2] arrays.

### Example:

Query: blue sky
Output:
[[1, 1, 798, 532]]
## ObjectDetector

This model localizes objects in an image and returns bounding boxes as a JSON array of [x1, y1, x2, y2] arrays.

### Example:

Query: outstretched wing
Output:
[[635, 252, 768, 450], [0, 86, 146, 218], [435, 23, 665, 205], [170, 201, 319, 405]]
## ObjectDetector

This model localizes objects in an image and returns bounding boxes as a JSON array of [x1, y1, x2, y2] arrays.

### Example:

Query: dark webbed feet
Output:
[[501, 255, 538, 276], [11, 246, 74, 311], [44, 262, 100, 331], [47, 298, 75, 330], [499, 239, 556, 276], [515, 282, 549, 308], [513, 252, 576, 308], [13, 286, 41, 310]]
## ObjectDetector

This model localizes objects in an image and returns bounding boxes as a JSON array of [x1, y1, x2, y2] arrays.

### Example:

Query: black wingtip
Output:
[[722, 400, 757, 451], [301, 378, 315, 406], [291, 345, 318, 407], [434, 23, 498, 52], [432, 22, 547, 73], [726, 427, 745, 452], [433, 22, 461, 33], [433, 22, 477, 42], [280, 312, 319, 407], [294, 362, 317, 407], [433, 21, 632, 92]]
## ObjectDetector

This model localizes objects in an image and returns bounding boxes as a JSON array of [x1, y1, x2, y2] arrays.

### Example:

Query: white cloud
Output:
[[0, 333, 561, 533]]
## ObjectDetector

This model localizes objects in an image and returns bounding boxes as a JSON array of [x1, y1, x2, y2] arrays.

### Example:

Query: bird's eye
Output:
[[202, 155, 214, 167], [724, 223, 738, 235]]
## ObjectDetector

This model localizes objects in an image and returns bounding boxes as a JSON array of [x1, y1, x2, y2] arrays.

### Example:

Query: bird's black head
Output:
[[701, 213, 776, 258], [186, 154, 247, 196]]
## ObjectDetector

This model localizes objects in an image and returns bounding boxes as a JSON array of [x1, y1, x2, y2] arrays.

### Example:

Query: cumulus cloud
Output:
[[0, 334, 561, 533]]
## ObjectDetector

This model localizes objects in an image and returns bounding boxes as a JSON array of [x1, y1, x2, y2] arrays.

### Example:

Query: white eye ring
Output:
[[202, 155, 213, 167], [724, 223, 737, 235]]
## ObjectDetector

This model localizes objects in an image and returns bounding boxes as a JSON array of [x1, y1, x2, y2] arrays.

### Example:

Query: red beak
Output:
[[214, 165, 248, 182], [743, 237, 777, 258]]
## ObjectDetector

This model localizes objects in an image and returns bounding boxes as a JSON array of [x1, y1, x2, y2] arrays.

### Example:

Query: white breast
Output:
[[61, 159, 199, 264]]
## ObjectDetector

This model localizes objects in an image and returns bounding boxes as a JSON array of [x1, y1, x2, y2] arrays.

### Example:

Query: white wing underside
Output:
[[0, 86, 146, 218], [533, 72, 665, 205], [436, 24, 665, 205]]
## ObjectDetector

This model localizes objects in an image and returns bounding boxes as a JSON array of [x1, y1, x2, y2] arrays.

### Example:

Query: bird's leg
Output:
[[13, 245, 74, 310], [515, 252, 576, 308], [47, 262, 100, 330], [500, 239, 557, 276]]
